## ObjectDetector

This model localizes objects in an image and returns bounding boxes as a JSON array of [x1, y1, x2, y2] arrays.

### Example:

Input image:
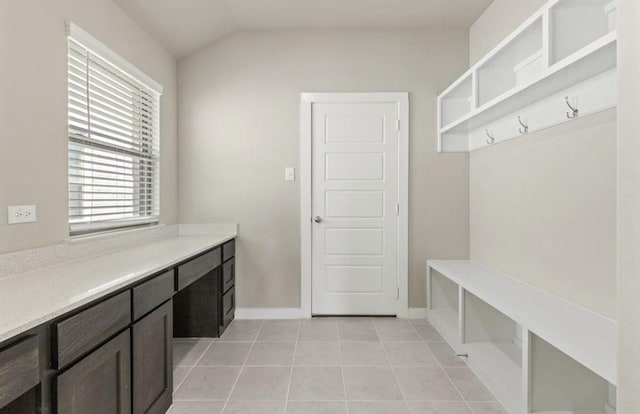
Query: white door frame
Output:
[[300, 92, 409, 318]]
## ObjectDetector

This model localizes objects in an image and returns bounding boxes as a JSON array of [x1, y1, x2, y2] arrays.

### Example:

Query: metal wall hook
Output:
[[485, 129, 495, 145], [565, 96, 579, 119], [518, 116, 529, 134]]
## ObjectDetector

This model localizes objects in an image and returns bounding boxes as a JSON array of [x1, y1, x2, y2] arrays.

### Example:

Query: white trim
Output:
[[299, 92, 410, 318], [235, 308, 306, 320], [65, 22, 163, 95]]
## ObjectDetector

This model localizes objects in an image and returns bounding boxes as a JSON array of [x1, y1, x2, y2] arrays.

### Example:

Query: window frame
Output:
[[66, 22, 163, 236]]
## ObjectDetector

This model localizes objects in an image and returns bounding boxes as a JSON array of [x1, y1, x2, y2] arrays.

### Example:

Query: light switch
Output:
[[285, 167, 295, 182]]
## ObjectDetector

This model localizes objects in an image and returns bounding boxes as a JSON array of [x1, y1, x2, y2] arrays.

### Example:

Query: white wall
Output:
[[468, 0, 617, 319], [617, 0, 640, 409], [0, 0, 178, 254], [178, 29, 471, 309]]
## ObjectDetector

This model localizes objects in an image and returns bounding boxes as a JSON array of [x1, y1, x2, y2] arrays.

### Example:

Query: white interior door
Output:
[[311, 101, 399, 315]]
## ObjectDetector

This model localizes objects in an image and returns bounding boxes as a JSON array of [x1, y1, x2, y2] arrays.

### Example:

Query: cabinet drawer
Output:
[[222, 257, 235, 294], [57, 329, 131, 414], [133, 270, 174, 321], [222, 240, 235, 262], [54, 291, 131, 369], [221, 286, 235, 332], [177, 248, 221, 291], [0, 336, 39, 410]]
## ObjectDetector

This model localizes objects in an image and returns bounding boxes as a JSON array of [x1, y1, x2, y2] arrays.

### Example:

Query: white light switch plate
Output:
[[8, 205, 37, 224], [285, 167, 295, 181]]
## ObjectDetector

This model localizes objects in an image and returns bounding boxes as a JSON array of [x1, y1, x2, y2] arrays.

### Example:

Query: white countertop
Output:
[[0, 233, 235, 343]]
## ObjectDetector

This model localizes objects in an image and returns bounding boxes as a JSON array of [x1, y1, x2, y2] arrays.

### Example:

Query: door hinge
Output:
[[396, 119, 400, 133], [396, 286, 400, 300], [396, 203, 400, 216]]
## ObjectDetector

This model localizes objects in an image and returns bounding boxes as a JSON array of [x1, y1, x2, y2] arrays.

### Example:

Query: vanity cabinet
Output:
[[0, 336, 39, 410], [132, 301, 173, 414], [56, 330, 131, 414], [0, 238, 235, 414], [219, 240, 236, 335]]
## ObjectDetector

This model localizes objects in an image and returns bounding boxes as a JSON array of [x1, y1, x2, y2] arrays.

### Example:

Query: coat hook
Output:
[[518, 116, 528, 134], [485, 129, 495, 145], [565, 96, 579, 119]]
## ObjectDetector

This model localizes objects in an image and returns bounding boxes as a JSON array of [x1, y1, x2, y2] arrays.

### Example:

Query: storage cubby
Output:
[[477, 17, 543, 107], [550, 0, 616, 65], [429, 270, 459, 340], [440, 74, 474, 127], [463, 291, 523, 413], [437, 0, 617, 152], [529, 334, 616, 414]]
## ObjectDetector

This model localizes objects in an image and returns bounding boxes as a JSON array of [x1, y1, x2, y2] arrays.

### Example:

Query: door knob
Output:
[[313, 216, 323, 223]]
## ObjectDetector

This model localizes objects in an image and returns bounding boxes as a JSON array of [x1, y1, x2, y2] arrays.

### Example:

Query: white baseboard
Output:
[[235, 307, 427, 320], [235, 308, 306, 320], [405, 308, 428, 319]]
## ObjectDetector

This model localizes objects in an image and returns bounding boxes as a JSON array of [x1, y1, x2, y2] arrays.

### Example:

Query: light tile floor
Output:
[[169, 318, 508, 414]]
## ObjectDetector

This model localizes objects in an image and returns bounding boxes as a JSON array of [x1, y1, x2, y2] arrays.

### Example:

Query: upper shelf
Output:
[[437, 0, 617, 152]]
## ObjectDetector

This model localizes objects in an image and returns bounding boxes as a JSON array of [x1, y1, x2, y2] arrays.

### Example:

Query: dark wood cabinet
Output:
[[173, 267, 221, 338], [56, 330, 131, 414], [177, 248, 221, 290], [53, 291, 131, 369], [133, 271, 174, 321], [0, 336, 39, 410], [132, 301, 172, 414], [1, 238, 236, 414]]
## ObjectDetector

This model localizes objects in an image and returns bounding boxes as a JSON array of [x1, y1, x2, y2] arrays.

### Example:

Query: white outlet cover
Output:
[[7, 205, 37, 224]]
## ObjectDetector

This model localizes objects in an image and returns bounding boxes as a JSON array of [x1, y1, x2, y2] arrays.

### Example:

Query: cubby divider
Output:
[[426, 260, 617, 414], [437, 0, 618, 152]]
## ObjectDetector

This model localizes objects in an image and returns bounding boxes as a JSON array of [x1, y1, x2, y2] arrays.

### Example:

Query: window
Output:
[[67, 23, 162, 235]]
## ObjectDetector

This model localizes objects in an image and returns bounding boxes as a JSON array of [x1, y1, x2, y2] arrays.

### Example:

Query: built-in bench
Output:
[[427, 260, 617, 414]]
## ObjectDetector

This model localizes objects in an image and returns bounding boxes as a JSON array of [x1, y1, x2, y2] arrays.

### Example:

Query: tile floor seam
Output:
[[371, 320, 411, 412], [408, 319, 476, 413], [335, 321, 350, 414], [283, 319, 301, 413], [170, 319, 505, 414], [220, 319, 265, 413], [173, 338, 216, 393]]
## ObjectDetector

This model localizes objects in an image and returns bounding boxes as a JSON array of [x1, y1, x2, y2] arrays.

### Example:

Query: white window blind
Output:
[[67, 27, 162, 235]]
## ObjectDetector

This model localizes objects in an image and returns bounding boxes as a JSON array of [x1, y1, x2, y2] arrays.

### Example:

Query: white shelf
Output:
[[428, 307, 459, 344], [427, 260, 618, 414], [428, 260, 616, 385], [437, 0, 617, 152], [465, 341, 523, 413]]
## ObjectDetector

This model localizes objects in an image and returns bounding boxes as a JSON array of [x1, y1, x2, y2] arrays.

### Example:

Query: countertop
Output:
[[0, 233, 235, 344]]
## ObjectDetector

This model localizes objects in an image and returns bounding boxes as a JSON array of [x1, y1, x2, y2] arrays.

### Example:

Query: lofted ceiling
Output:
[[114, 0, 492, 59]]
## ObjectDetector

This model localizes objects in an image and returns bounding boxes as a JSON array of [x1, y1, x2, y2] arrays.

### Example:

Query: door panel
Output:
[[312, 102, 399, 315]]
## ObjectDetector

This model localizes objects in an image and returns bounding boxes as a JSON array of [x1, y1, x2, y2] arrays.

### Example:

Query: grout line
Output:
[[220, 319, 265, 413], [173, 338, 217, 393], [371, 320, 411, 412], [337, 321, 350, 414], [283, 320, 301, 413], [408, 321, 477, 413]]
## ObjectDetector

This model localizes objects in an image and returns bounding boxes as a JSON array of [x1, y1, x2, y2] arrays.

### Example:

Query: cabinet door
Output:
[[132, 301, 173, 414], [220, 286, 235, 334], [56, 330, 131, 414]]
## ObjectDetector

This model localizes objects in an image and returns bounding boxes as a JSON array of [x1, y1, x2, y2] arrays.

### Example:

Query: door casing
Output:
[[300, 92, 409, 318]]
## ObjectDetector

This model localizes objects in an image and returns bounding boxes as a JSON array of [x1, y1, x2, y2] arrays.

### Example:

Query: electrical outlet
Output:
[[7, 205, 37, 224]]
